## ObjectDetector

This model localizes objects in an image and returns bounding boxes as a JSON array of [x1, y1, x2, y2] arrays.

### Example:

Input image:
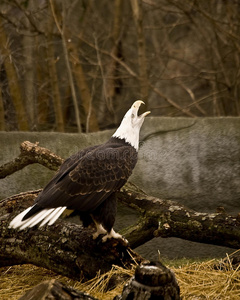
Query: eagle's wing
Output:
[[33, 143, 137, 213]]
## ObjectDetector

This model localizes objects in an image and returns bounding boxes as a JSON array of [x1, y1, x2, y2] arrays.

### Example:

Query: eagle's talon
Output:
[[122, 236, 129, 244], [92, 232, 100, 240], [92, 223, 107, 240], [101, 229, 127, 243], [95, 235, 105, 246]]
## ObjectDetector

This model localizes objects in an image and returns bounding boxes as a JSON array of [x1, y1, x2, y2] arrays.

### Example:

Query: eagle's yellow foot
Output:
[[92, 224, 107, 240], [102, 229, 128, 243]]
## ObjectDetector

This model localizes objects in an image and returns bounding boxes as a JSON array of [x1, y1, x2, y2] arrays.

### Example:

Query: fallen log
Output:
[[0, 190, 143, 280], [19, 279, 98, 300], [118, 184, 240, 249]]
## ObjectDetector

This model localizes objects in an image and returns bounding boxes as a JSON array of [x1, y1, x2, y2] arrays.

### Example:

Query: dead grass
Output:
[[173, 253, 240, 300], [1, 251, 240, 299]]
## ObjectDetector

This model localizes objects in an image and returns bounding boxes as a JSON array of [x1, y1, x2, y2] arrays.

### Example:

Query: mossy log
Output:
[[117, 184, 240, 249]]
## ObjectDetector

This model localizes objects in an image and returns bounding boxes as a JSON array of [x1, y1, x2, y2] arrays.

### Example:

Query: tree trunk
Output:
[[46, 4, 65, 132], [49, 0, 82, 133], [98, 0, 124, 124], [130, 0, 149, 108], [0, 19, 29, 131], [69, 41, 99, 133], [22, 0, 36, 130], [35, 35, 51, 130], [0, 89, 5, 130]]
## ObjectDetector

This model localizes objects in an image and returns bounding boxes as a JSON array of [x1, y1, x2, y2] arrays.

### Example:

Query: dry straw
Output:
[[171, 250, 240, 300], [1, 250, 240, 299]]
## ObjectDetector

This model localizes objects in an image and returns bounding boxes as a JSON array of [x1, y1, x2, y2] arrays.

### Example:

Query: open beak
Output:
[[132, 100, 151, 118]]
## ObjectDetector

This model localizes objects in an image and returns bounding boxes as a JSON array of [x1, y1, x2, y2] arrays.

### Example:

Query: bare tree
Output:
[[0, 0, 240, 132], [0, 17, 29, 130], [0, 87, 4, 130], [45, 4, 65, 132], [131, 0, 149, 108], [49, 0, 82, 133]]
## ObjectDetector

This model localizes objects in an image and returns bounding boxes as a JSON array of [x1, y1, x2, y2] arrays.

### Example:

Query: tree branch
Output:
[[79, 37, 197, 117], [0, 141, 63, 179], [117, 184, 240, 249]]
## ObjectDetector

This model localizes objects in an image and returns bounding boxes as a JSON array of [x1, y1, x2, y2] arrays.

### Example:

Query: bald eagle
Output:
[[9, 101, 150, 241]]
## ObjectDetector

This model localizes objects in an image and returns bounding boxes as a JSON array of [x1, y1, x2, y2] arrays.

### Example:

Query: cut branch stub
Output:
[[116, 261, 180, 300]]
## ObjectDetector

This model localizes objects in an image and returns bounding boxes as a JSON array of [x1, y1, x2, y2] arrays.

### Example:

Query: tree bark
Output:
[[0, 141, 63, 179], [46, 6, 65, 132], [0, 190, 143, 280], [117, 184, 240, 249], [19, 279, 98, 300], [49, 0, 82, 133], [115, 261, 180, 300], [0, 19, 29, 131], [98, 0, 124, 124], [130, 0, 149, 108], [0, 88, 5, 130], [68, 41, 99, 133], [22, 0, 36, 130]]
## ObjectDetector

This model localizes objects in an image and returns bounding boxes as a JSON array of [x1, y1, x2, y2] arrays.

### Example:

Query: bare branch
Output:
[[0, 141, 63, 179], [80, 37, 197, 117], [178, 81, 207, 115]]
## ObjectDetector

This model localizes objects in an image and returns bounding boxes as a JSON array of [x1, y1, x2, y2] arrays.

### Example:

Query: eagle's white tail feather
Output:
[[28, 208, 55, 228], [39, 207, 66, 227], [48, 207, 66, 225], [9, 206, 33, 229], [9, 206, 67, 230], [39, 207, 61, 227], [20, 208, 55, 230]]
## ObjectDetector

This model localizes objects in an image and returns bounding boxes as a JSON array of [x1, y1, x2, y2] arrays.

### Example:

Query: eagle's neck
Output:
[[112, 126, 140, 151], [107, 136, 137, 148]]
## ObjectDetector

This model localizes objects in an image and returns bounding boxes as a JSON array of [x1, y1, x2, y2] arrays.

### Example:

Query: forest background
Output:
[[0, 0, 239, 133]]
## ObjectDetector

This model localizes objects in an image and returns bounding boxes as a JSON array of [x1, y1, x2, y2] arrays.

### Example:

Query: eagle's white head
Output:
[[113, 100, 150, 150]]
